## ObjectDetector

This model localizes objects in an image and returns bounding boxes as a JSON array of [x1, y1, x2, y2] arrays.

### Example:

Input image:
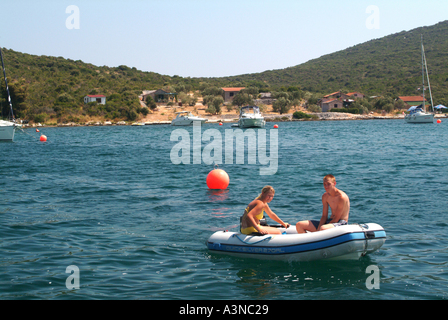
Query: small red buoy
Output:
[[273, 124, 278, 128], [36, 129, 40, 132], [437, 119, 441, 123], [206, 168, 229, 190], [40, 135, 47, 142], [219, 122, 223, 126]]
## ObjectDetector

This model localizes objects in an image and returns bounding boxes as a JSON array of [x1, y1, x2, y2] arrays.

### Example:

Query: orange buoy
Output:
[[36, 129, 40, 132], [437, 119, 442, 123], [273, 124, 278, 128], [206, 168, 229, 190], [40, 135, 47, 142]]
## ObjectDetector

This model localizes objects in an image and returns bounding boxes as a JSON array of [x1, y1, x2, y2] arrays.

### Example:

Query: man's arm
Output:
[[317, 194, 329, 230]]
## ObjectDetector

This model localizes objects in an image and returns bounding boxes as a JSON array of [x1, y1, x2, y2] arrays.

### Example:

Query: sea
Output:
[[1, 119, 447, 302]]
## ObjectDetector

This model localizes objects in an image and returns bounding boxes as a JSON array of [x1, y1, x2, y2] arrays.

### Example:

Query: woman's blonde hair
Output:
[[256, 185, 275, 200]]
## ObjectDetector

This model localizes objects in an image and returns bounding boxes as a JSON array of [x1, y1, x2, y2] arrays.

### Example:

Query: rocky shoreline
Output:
[[27, 112, 447, 128]]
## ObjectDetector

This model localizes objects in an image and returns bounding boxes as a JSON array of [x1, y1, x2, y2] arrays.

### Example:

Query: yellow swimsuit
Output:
[[240, 206, 264, 235]]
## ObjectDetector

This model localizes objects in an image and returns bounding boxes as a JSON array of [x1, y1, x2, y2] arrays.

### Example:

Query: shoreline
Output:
[[24, 112, 447, 128]]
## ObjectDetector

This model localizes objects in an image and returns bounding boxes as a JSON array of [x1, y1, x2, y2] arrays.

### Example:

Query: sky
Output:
[[1, 0, 447, 78]]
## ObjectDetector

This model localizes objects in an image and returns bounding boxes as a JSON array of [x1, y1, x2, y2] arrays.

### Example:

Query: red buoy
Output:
[[206, 168, 229, 190], [36, 129, 40, 132], [437, 119, 442, 123], [273, 124, 278, 128], [40, 135, 47, 142]]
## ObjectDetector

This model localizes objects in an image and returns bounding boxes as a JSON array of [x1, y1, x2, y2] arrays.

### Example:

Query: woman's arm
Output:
[[264, 204, 289, 228]]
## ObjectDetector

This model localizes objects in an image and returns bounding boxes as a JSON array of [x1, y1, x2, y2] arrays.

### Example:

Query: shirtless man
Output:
[[296, 175, 350, 233]]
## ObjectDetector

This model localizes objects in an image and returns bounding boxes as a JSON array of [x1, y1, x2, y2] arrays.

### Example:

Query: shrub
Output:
[[293, 111, 317, 120], [308, 105, 321, 113], [331, 108, 361, 114], [33, 113, 48, 123], [145, 96, 157, 110]]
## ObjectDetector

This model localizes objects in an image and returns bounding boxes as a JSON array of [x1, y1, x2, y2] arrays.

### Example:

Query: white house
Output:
[[84, 94, 106, 105]]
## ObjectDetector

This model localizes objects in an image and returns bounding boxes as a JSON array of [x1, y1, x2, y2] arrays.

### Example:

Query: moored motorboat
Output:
[[171, 111, 207, 126], [238, 106, 265, 128], [207, 223, 386, 261]]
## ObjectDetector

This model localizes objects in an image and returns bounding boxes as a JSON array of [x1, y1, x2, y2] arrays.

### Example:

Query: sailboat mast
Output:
[[0, 46, 14, 120], [421, 35, 425, 112], [422, 43, 434, 113]]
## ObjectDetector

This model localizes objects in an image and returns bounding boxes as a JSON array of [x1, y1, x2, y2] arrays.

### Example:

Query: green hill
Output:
[[208, 20, 448, 102], [2, 20, 448, 123], [0, 49, 203, 123]]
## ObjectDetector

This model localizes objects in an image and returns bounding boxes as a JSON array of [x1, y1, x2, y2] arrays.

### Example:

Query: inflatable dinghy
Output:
[[207, 223, 386, 261]]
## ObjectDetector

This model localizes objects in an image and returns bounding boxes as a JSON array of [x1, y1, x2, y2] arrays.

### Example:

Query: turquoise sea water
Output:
[[1, 119, 447, 301]]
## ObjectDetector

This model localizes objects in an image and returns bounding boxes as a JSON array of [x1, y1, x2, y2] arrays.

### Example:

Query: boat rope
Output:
[[356, 223, 370, 257], [232, 234, 272, 245], [16, 126, 41, 140]]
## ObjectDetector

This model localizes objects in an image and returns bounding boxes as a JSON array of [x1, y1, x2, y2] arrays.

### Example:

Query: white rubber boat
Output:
[[207, 223, 386, 261]]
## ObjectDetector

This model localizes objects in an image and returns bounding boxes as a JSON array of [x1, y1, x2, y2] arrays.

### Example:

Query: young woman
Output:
[[240, 186, 290, 235]]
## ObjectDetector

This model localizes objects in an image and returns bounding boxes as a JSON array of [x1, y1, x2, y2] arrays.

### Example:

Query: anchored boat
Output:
[[0, 47, 19, 142], [238, 106, 266, 128], [171, 111, 207, 126], [207, 223, 386, 261], [404, 36, 435, 124]]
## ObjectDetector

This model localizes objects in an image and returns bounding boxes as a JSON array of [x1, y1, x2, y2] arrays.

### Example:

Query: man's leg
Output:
[[296, 220, 317, 234]]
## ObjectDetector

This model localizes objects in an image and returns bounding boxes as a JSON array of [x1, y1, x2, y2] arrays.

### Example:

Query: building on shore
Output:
[[222, 87, 245, 102], [320, 98, 344, 112], [318, 90, 365, 111], [140, 89, 177, 103], [84, 95, 106, 105], [398, 96, 428, 107]]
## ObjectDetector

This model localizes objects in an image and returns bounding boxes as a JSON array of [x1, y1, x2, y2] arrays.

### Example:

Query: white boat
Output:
[[0, 120, 16, 141], [171, 111, 207, 126], [238, 106, 266, 128], [207, 223, 386, 261], [405, 36, 434, 124], [0, 47, 18, 142], [405, 105, 434, 123]]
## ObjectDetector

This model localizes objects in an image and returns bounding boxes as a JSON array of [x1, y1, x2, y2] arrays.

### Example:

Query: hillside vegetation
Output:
[[205, 20, 448, 104], [1, 20, 448, 123]]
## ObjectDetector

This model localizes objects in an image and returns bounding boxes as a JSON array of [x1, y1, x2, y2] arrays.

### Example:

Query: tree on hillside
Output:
[[145, 95, 157, 110], [204, 96, 223, 114], [272, 97, 292, 114], [232, 92, 253, 107]]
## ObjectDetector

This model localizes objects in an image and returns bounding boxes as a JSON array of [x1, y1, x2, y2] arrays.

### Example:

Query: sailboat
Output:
[[0, 46, 19, 141], [405, 36, 435, 124]]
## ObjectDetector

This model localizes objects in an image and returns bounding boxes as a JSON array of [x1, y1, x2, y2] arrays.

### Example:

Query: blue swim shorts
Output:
[[310, 219, 348, 230]]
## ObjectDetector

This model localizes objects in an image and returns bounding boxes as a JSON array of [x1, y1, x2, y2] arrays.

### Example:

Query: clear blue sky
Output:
[[1, 0, 447, 77]]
